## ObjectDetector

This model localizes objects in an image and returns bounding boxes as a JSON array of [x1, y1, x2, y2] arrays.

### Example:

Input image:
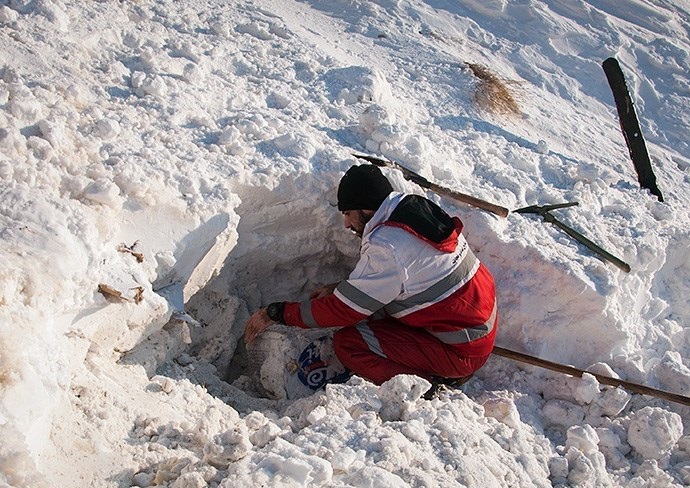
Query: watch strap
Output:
[[266, 302, 285, 323]]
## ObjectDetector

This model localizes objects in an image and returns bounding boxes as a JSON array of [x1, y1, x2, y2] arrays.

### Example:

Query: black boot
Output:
[[423, 375, 473, 400]]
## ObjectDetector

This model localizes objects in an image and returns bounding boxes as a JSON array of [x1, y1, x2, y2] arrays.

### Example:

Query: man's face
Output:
[[342, 210, 374, 238]]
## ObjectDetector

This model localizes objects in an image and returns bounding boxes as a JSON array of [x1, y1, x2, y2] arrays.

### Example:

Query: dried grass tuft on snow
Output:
[[467, 63, 521, 115]]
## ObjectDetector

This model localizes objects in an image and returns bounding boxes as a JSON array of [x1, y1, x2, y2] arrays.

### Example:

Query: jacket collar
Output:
[[361, 192, 406, 240]]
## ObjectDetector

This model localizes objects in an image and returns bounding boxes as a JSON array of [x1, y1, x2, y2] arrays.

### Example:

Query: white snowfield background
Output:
[[2, 0, 690, 486]]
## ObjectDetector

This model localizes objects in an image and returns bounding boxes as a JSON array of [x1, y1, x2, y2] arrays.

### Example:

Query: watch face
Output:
[[267, 304, 279, 321]]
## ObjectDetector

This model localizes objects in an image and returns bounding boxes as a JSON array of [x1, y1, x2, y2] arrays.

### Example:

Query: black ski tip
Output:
[[602, 57, 619, 68]]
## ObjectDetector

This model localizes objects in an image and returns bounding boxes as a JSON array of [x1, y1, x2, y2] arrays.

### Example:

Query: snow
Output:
[[1, 0, 690, 486]]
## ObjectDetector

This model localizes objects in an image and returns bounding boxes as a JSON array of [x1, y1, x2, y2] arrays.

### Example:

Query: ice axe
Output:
[[352, 153, 510, 218], [515, 202, 631, 272]]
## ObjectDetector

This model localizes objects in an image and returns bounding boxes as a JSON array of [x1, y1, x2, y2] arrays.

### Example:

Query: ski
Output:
[[602, 57, 663, 201]]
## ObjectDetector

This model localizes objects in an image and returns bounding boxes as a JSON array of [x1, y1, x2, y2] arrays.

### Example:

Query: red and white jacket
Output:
[[282, 192, 498, 358]]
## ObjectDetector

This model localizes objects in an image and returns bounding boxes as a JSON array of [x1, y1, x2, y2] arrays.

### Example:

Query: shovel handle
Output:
[[353, 153, 509, 218], [493, 346, 690, 406], [426, 181, 509, 218]]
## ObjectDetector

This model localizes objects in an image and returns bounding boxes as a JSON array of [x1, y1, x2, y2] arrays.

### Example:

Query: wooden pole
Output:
[[492, 346, 690, 407], [352, 153, 510, 218]]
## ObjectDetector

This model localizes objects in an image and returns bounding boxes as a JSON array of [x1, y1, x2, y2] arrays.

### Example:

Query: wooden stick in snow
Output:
[[492, 346, 690, 407]]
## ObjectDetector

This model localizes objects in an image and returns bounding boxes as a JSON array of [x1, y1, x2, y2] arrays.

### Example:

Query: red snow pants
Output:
[[333, 318, 490, 385]]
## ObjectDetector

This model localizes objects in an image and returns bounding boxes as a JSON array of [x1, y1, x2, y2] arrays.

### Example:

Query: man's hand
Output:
[[310, 282, 339, 299], [244, 308, 275, 344]]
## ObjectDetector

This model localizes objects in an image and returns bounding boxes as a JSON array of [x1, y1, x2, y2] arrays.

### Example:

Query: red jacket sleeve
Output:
[[282, 292, 368, 329]]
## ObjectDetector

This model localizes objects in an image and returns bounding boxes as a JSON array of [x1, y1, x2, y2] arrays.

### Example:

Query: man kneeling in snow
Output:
[[245, 164, 498, 397]]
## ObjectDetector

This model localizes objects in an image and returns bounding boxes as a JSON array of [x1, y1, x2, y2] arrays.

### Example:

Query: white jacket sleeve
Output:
[[333, 237, 404, 316]]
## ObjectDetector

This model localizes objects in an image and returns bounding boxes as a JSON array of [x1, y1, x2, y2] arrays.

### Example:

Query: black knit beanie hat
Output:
[[337, 164, 393, 211]]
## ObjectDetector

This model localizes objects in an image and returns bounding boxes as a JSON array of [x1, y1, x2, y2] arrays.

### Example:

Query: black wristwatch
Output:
[[266, 302, 285, 323]]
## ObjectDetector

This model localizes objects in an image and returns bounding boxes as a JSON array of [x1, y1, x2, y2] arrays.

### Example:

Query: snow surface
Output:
[[2, 0, 690, 486]]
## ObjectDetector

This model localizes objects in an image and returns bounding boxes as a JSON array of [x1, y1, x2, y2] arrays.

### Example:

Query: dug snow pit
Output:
[[246, 328, 349, 399]]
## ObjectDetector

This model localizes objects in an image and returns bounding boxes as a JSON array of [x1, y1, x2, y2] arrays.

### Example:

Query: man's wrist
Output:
[[266, 302, 285, 323]]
